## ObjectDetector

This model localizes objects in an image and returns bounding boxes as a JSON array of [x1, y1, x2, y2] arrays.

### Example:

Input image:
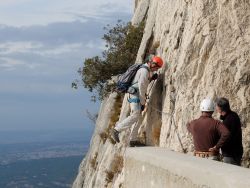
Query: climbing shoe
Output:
[[111, 129, 120, 143], [129, 141, 146, 147]]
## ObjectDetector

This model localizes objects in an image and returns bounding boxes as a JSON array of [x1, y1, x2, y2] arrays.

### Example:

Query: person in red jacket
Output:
[[215, 97, 243, 166], [187, 98, 230, 160]]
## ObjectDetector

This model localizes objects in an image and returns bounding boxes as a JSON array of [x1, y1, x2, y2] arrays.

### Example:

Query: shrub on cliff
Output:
[[76, 21, 145, 100]]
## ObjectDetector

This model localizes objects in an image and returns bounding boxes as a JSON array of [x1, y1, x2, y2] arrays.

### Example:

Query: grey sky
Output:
[[0, 0, 133, 131]]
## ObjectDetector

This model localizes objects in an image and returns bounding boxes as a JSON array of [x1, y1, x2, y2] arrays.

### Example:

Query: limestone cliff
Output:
[[73, 0, 250, 187]]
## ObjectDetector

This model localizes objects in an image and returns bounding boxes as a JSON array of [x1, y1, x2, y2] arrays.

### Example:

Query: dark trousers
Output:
[[223, 156, 241, 166]]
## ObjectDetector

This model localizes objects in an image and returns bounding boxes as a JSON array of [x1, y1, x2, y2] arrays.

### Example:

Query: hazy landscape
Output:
[[0, 129, 93, 188], [0, 1, 131, 188]]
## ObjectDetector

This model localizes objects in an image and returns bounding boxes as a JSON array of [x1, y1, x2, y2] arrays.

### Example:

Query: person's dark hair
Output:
[[216, 97, 231, 112]]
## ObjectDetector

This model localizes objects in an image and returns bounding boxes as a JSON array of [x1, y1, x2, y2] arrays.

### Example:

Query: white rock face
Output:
[[72, 93, 129, 188], [73, 0, 250, 187]]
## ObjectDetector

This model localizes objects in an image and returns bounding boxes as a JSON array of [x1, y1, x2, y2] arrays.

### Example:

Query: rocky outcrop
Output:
[[73, 0, 250, 187], [72, 93, 127, 188]]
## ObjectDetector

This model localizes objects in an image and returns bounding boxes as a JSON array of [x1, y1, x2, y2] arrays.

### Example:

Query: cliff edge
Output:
[[73, 0, 250, 187]]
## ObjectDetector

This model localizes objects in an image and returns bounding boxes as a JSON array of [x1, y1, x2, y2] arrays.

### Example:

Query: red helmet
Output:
[[151, 56, 163, 67]]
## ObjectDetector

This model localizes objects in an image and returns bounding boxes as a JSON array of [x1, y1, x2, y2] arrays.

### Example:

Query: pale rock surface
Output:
[[72, 93, 126, 188], [73, 0, 250, 187]]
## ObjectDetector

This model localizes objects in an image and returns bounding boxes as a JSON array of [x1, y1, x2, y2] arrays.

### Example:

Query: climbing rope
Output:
[[149, 104, 187, 153], [146, 79, 156, 100], [144, 73, 187, 153]]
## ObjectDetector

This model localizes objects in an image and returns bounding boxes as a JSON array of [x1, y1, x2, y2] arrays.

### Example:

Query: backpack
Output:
[[115, 64, 149, 93]]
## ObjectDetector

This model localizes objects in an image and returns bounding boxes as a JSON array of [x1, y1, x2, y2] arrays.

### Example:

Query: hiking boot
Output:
[[111, 129, 120, 143], [129, 140, 146, 147]]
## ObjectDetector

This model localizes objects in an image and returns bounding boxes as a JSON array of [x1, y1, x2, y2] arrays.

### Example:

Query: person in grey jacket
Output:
[[111, 56, 164, 146]]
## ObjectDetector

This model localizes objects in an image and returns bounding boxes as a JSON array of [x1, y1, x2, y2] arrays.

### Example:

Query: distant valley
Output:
[[0, 129, 93, 188]]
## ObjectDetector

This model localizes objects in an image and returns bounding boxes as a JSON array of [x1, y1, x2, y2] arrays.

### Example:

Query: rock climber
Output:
[[111, 56, 164, 147]]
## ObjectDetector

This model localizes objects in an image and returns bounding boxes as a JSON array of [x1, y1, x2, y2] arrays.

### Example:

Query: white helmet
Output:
[[200, 98, 215, 112]]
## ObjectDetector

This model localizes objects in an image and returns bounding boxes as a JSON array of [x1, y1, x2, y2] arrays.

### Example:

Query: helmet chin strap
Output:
[[147, 61, 153, 70]]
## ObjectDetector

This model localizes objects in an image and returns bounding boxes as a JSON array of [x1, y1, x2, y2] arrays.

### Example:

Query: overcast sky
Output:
[[0, 0, 133, 131]]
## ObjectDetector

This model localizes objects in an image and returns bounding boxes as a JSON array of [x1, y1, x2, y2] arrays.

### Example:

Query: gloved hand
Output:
[[150, 73, 158, 81], [141, 104, 145, 111]]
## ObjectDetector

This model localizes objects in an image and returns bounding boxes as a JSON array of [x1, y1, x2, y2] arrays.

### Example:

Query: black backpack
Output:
[[115, 64, 149, 93]]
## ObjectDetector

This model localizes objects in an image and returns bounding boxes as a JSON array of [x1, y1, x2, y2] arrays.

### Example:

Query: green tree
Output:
[[76, 21, 145, 100]]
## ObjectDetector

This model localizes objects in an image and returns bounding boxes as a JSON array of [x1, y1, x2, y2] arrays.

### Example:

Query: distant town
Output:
[[0, 142, 89, 165]]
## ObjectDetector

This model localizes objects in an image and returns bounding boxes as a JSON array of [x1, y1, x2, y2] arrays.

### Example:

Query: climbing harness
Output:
[[127, 97, 140, 103], [194, 151, 218, 158]]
